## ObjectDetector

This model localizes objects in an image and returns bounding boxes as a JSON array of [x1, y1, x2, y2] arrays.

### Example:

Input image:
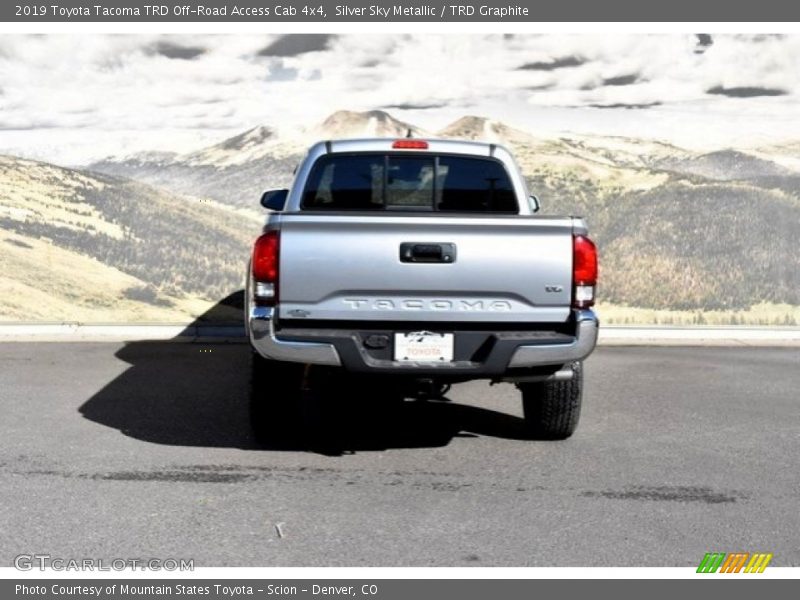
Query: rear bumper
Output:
[[248, 306, 342, 366], [248, 306, 598, 375], [508, 310, 598, 368]]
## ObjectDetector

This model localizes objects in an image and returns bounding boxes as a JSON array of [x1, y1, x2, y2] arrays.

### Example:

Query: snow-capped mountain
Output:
[[79, 109, 800, 314], [314, 110, 427, 139]]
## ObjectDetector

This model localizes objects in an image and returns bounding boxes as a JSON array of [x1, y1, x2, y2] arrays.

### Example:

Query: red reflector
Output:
[[573, 235, 598, 285], [252, 231, 279, 282], [392, 139, 428, 149]]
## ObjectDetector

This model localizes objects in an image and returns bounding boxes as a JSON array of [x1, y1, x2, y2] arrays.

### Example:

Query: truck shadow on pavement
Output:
[[79, 292, 534, 455]]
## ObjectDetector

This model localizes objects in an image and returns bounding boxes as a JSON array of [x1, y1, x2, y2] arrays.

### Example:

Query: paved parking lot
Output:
[[0, 343, 797, 566]]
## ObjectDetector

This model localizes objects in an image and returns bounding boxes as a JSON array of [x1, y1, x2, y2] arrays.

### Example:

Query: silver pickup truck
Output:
[[246, 138, 598, 440]]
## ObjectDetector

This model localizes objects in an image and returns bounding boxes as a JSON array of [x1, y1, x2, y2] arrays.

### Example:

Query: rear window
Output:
[[301, 154, 518, 213]]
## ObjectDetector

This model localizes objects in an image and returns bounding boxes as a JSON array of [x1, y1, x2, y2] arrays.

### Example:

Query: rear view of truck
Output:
[[246, 138, 598, 441]]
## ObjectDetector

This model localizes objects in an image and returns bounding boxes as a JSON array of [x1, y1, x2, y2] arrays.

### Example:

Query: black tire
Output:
[[249, 353, 305, 446], [519, 361, 583, 440]]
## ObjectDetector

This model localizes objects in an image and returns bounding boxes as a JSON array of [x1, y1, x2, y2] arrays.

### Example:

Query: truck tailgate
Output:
[[277, 214, 575, 323]]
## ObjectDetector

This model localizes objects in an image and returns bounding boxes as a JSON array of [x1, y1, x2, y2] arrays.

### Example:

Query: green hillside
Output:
[[22, 110, 800, 323], [0, 155, 260, 322]]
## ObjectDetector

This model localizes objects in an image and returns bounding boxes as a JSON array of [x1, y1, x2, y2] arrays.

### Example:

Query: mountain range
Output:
[[2, 109, 799, 322], [90, 109, 800, 207]]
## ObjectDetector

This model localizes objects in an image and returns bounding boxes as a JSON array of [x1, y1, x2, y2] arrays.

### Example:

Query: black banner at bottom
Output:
[[3, 579, 796, 600]]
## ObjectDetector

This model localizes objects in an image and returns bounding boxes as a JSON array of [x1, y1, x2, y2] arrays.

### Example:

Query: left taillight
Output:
[[252, 230, 279, 306]]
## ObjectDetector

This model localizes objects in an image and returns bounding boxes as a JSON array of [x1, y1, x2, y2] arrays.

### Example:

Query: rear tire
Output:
[[519, 361, 583, 440], [250, 353, 305, 446]]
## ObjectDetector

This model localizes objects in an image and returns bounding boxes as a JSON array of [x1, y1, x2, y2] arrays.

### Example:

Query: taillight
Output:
[[392, 139, 428, 149], [572, 234, 598, 308], [252, 230, 279, 305]]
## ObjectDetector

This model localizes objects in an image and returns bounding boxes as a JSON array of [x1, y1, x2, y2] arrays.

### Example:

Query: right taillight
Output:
[[572, 234, 597, 308], [252, 230, 279, 305]]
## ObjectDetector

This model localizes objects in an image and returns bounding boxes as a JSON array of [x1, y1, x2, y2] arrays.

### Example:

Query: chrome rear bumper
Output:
[[248, 306, 342, 366], [248, 306, 598, 369], [508, 310, 598, 367]]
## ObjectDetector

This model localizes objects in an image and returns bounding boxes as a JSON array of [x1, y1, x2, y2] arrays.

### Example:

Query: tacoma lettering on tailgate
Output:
[[342, 298, 513, 312]]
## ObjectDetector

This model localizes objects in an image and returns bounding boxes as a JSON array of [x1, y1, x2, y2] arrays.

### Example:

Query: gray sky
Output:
[[1, 33, 800, 164]]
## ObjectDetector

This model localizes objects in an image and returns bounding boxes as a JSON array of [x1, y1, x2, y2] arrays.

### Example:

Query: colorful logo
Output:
[[697, 552, 773, 573]]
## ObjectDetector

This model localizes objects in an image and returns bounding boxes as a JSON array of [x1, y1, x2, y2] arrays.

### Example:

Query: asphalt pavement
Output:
[[0, 342, 797, 567]]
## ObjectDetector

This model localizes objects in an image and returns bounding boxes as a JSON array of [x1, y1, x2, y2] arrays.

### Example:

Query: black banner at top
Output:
[[4, 0, 800, 22]]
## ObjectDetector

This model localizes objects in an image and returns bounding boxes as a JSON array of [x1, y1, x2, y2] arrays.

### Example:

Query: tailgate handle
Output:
[[400, 242, 456, 263]]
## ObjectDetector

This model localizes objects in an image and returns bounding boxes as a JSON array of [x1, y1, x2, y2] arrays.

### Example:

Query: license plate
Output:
[[394, 332, 454, 362]]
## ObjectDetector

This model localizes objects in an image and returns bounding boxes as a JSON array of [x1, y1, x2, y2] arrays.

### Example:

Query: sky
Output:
[[2, 33, 800, 165]]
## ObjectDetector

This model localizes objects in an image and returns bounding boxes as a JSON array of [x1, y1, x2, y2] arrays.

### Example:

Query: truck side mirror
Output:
[[529, 194, 540, 213], [260, 189, 289, 211]]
